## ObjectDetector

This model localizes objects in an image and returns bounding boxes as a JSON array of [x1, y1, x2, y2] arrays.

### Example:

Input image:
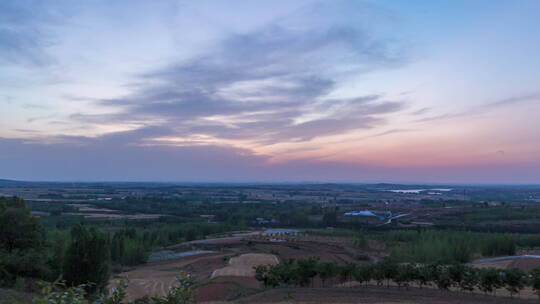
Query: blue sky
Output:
[[1, 0, 539, 183]]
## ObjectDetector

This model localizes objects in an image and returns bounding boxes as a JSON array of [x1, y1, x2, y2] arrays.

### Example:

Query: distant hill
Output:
[[0, 179, 26, 187]]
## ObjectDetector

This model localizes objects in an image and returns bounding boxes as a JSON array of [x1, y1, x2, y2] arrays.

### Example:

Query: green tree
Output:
[[338, 262, 356, 286], [372, 262, 385, 286], [448, 263, 466, 289], [429, 264, 452, 291], [262, 260, 298, 287], [394, 264, 415, 289], [415, 265, 432, 289], [503, 268, 526, 298], [353, 264, 373, 287], [530, 268, 540, 300], [296, 257, 319, 287], [478, 267, 502, 295], [322, 212, 337, 227], [379, 260, 398, 288], [254, 265, 272, 287], [0, 197, 44, 253], [316, 261, 338, 287], [110, 233, 125, 263], [459, 266, 478, 293], [0, 197, 46, 285], [63, 225, 110, 294]]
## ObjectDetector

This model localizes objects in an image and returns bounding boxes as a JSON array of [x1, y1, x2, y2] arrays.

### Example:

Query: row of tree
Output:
[[255, 258, 540, 298], [379, 230, 517, 264]]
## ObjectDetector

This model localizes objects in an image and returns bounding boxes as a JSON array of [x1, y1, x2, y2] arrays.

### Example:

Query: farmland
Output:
[[106, 230, 540, 303], [3, 181, 540, 303]]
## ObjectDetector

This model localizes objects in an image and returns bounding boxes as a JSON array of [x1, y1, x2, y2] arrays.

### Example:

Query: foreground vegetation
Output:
[[34, 273, 195, 304]]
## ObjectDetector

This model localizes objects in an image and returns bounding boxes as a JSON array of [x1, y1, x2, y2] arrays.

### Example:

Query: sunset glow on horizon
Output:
[[1, 0, 540, 183]]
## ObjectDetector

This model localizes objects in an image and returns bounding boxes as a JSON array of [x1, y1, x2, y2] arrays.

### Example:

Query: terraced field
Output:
[[212, 253, 279, 278], [109, 251, 229, 301]]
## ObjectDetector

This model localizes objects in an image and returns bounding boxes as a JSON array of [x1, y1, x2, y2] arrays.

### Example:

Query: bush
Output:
[[503, 268, 526, 297], [63, 225, 110, 294], [478, 267, 503, 295], [34, 273, 195, 304], [0, 197, 47, 285]]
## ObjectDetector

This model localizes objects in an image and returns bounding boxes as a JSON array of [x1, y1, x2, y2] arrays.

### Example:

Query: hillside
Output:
[[0, 179, 24, 187]]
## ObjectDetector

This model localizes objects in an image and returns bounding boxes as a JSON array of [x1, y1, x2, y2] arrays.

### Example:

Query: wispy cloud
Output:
[[415, 92, 540, 123], [485, 92, 540, 108], [71, 9, 407, 147], [411, 107, 430, 115], [0, 0, 73, 66]]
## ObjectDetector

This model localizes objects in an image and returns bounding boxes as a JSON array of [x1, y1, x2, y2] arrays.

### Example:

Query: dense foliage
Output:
[[63, 225, 110, 293], [372, 230, 517, 264], [0, 197, 242, 296], [0, 197, 46, 286]]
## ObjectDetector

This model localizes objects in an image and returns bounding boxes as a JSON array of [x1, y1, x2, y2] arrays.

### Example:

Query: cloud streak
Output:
[[414, 92, 540, 124], [0, 0, 73, 66], [69, 12, 407, 149]]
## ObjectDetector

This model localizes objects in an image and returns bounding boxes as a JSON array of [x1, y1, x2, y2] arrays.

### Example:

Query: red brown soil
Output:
[[196, 276, 261, 302], [213, 253, 279, 278], [215, 276, 261, 289], [235, 286, 538, 304], [109, 252, 231, 301], [253, 241, 357, 263], [471, 258, 540, 272], [189, 237, 244, 245], [196, 282, 241, 302], [509, 258, 540, 272], [180, 253, 231, 281]]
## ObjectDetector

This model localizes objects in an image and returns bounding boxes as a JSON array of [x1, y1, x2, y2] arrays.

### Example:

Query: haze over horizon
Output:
[[1, 0, 540, 183]]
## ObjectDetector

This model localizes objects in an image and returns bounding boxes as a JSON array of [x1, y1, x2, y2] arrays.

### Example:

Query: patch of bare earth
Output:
[[212, 253, 279, 278], [234, 287, 538, 304], [109, 252, 229, 301], [253, 242, 358, 263], [471, 257, 540, 272], [470, 259, 514, 269], [196, 277, 260, 302], [509, 258, 540, 272]]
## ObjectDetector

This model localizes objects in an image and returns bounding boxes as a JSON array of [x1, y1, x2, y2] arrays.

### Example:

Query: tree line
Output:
[[0, 197, 235, 295], [383, 230, 517, 264], [255, 257, 540, 299]]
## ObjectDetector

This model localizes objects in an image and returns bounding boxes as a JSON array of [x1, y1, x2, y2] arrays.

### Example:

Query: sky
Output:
[[1, 0, 540, 183]]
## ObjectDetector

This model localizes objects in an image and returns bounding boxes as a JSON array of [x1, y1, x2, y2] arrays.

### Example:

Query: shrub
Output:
[[63, 225, 110, 294], [503, 268, 526, 297]]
